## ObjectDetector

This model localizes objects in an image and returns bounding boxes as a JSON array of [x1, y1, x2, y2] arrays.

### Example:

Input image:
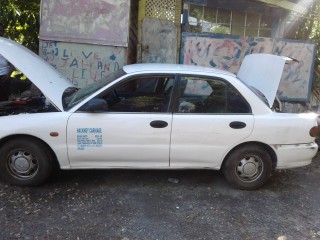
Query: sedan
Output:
[[0, 37, 318, 190]]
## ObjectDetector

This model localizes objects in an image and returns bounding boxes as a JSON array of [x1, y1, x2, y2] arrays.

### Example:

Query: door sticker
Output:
[[77, 128, 103, 150]]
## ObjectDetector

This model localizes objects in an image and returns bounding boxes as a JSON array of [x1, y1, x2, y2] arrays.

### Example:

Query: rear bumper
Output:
[[274, 142, 318, 169]]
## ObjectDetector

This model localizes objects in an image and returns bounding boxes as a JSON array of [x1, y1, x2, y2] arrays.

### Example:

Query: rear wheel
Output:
[[223, 144, 272, 190], [0, 137, 54, 186]]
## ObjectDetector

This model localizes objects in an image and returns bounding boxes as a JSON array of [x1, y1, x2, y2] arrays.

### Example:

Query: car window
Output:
[[100, 76, 174, 112], [249, 86, 269, 107], [227, 84, 252, 113], [178, 76, 251, 114]]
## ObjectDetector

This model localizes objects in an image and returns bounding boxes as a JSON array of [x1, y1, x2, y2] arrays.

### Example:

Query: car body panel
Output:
[[123, 63, 235, 77], [1, 111, 316, 171], [170, 114, 254, 168], [67, 112, 172, 168], [272, 143, 317, 169], [0, 37, 73, 111], [242, 112, 318, 169], [248, 112, 318, 144], [237, 54, 286, 108], [0, 112, 71, 167]]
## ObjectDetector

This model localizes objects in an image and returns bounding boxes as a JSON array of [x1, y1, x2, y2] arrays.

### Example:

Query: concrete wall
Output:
[[39, 41, 127, 88], [181, 33, 316, 101]]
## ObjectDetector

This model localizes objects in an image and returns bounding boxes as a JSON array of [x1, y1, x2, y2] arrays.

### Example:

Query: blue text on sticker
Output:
[[77, 128, 102, 133]]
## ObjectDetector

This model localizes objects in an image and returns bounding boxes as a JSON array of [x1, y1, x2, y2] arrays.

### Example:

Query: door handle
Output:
[[229, 121, 246, 129], [150, 120, 168, 128]]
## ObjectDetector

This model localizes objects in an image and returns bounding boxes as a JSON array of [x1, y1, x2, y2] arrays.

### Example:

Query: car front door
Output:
[[170, 75, 254, 168], [67, 75, 175, 168]]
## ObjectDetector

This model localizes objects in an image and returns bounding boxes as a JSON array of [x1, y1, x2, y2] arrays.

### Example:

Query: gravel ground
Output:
[[1, 152, 320, 240]]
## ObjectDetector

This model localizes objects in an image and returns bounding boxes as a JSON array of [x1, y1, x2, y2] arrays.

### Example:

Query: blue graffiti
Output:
[[209, 60, 217, 67], [110, 54, 116, 61], [82, 51, 92, 59], [205, 44, 211, 57]]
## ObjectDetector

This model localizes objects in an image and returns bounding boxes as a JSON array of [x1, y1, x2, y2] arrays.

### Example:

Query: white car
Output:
[[0, 37, 318, 190]]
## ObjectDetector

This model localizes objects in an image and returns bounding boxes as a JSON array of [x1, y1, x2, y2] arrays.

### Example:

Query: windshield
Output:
[[63, 69, 126, 110]]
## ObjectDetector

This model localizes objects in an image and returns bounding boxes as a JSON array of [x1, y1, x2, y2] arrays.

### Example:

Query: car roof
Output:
[[123, 63, 235, 77]]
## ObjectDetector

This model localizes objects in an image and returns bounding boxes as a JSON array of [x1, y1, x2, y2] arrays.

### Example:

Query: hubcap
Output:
[[236, 155, 263, 182], [8, 150, 39, 179], [14, 156, 30, 173]]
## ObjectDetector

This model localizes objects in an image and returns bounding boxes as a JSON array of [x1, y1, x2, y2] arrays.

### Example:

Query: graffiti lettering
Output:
[[82, 51, 92, 59], [40, 41, 126, 87], [63, 49, 69, 59], [70, 59, 78, 68]]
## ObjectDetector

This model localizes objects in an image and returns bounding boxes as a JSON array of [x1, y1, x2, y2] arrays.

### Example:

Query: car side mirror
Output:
[[80, 98, 109, 112]]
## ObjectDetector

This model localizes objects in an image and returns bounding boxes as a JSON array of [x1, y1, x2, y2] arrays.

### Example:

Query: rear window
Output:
[[249, 86, 269, 107]]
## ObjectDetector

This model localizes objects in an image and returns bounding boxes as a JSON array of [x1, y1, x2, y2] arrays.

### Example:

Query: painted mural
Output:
[[40, 0, 130, 46], [181, 33, 316, 101], [40, 41, 126, 88]]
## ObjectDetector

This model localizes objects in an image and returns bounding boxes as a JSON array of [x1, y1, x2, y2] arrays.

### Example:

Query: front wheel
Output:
[[223, 144, 272, 190], [0, 138, 54, 186]]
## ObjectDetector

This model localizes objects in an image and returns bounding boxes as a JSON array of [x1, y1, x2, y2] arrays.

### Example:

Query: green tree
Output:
[[285, 1, 320, 60], [285, 0, 320, 97], [0, 0, 40, 53]]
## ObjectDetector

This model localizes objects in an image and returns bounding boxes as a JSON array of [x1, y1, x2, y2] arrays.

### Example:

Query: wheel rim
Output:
[[7, 149, 39, 180], [235, 154, 263, 182]]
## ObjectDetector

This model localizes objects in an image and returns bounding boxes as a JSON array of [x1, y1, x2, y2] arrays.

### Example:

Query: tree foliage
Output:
[[285, 1, 320, 60], [0, 0, 40, 53]]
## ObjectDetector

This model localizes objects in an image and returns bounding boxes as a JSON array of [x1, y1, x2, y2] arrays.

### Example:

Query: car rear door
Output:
[[67, 75, 175, 168], [170, 75, 254, 168]]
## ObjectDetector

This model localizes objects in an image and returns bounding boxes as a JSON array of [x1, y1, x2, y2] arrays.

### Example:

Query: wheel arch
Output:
[[222, 141, 277, 169], [0, 134, 60, 169]]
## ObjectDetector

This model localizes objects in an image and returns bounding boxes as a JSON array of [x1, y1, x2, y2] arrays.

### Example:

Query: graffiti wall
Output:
[[181, 33, 316, 101], [40, 0, 130, 46], [40, 41, 127, 88]]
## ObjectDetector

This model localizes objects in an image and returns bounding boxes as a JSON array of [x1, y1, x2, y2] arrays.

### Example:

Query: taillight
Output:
[[309, 126, 319, 137]]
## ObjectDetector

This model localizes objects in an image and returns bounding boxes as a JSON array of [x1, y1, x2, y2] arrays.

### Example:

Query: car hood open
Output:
[[0, 37, 74, 111], [237, 54, 287, 108]]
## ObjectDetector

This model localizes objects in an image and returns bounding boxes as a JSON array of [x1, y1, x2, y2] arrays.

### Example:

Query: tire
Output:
[[0, 137, 54, 186], [223, 144, 272, 190]]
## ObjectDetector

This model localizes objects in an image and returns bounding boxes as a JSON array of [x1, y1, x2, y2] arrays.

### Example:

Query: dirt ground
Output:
[[1, 152, 320, 240]]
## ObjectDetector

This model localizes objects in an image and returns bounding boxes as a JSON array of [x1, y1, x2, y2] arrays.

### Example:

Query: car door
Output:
[[67, 75, 175, 168], [170, 75, 254, 168]]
